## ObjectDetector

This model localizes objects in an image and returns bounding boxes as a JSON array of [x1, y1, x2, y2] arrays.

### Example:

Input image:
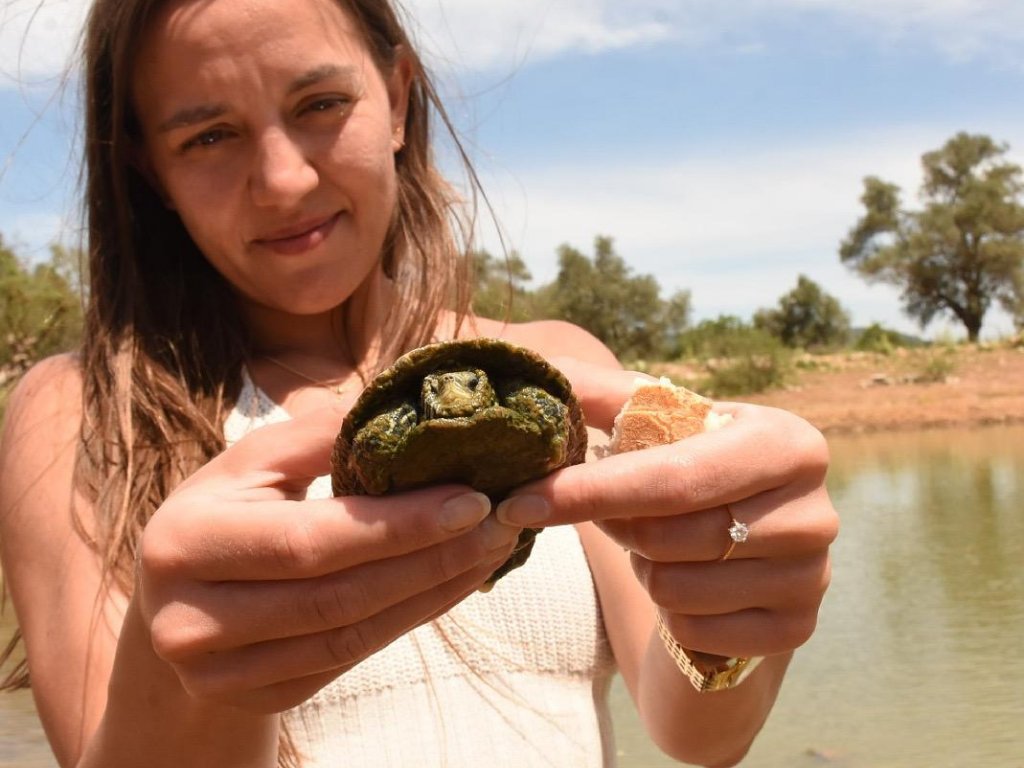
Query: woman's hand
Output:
[[136, 404, 521, 714], [495, 364, 838, 662]]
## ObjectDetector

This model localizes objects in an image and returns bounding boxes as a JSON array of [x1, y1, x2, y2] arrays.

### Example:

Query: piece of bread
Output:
[[609, 377, 731, 453]]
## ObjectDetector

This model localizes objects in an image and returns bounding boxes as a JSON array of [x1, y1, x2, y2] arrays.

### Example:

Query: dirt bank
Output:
[[656, 346, 1024, 435]]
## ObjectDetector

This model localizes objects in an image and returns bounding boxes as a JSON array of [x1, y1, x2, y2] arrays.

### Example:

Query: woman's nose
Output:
[[248, 127, 318, 207]]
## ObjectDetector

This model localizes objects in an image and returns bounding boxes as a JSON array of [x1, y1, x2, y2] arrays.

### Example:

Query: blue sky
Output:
[[2, 0, 1023, 339]]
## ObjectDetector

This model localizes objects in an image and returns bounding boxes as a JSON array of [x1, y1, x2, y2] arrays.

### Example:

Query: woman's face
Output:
[[132, 0, 409, 317]]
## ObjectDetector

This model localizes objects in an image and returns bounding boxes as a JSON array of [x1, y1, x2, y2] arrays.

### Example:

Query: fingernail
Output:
[[496, 495, 550, 527], [440, 492, 491, 532], [478, 515, 520, 550]]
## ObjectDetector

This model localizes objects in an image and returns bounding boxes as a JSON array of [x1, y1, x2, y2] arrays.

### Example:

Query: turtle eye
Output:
[[467, 374, 479, 390], [429, 379, 439, 394]]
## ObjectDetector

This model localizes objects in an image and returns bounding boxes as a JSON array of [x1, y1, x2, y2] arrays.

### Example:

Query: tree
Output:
[[0, 235, 85, 392], [840, 132, 1024, 342], [471, 249, 535, 322], [543, 236, 691, 360], [754, 274, 850, 349]]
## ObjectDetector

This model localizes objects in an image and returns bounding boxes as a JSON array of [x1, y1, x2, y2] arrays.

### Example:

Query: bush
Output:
[[916, 351, 957, 383], [702, 351, 790, 397], [855, 323, 897, 354], [675, 316, 791, 396]]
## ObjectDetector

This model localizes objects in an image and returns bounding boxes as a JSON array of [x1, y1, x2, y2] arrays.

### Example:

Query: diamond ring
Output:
[[721, 507, 749, 561]]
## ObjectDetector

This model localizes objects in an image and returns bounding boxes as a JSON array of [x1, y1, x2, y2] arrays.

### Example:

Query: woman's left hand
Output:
[[495, 364, 839, 661]]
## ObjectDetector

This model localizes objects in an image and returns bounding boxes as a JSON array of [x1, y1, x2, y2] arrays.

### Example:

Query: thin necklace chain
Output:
[[261, 354, 355, 396]]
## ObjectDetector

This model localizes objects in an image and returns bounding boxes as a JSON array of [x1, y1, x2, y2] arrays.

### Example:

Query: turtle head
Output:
[[421, 368, 497, 419]]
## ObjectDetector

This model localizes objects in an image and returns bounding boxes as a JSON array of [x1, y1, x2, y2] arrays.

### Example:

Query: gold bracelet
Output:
[[655, 614, 764, 693]]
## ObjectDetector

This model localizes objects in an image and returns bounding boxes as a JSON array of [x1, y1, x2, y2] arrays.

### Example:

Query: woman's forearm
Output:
[[76, 599, 280, 768], [637, 635, 792, 768]]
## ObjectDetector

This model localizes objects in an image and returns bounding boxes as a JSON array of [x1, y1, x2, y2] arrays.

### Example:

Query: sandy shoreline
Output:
[[656, 345, 1024, 436]]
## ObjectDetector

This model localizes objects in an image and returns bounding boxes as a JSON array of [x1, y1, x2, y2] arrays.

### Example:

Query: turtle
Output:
[[331, 338, 588, 586]]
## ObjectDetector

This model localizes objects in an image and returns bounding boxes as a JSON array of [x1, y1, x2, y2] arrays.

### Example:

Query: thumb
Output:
[[188, 400, 349, 493], [549, 356, 655, 431]]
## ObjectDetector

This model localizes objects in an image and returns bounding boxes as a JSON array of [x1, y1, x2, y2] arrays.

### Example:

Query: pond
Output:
[[3, 425, 1023, 766]]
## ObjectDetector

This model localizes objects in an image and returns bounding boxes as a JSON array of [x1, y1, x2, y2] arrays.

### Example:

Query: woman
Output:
[[0, 0, 838, 765]]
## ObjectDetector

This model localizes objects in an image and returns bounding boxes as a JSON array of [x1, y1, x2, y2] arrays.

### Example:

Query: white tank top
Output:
[[225, 370, 618, 767]]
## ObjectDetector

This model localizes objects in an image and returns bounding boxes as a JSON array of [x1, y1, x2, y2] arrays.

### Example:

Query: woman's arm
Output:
[[1, 356, 522, 767], [498, 323, 837, 767], [0, 356, 280, 768]]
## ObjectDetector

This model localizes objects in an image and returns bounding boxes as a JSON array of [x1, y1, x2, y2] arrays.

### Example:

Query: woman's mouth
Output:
[[253, 213, 341, 255]]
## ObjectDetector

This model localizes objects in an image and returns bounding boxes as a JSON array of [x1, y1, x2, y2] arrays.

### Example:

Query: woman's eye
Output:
[[301, 97, 350, 116], [180, 128, 230, 152]]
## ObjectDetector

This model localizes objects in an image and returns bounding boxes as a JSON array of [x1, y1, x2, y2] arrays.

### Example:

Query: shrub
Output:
[[916, 351, 957, 383], [855, 323, 897, 354], [675, 316, 791, 396], [702, 351, 790, 397]]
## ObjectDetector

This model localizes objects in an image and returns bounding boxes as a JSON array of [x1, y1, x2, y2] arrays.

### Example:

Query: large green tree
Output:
[[754, 274, 850, 349], [0, 235, 84, 393], [471, 249, 535, 322], [840, 132, 1024, 342], [543, 236, 691, 360]]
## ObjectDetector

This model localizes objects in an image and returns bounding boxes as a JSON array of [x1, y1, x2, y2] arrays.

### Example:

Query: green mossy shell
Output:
[[330, 338, 588, 585]]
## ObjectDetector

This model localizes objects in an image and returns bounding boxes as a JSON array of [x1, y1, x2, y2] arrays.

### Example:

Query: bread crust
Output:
[[609, 378, 727, 453]]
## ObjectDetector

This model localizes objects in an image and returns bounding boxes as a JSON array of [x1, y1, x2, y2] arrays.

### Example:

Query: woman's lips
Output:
[[253, 213, 340, 255]]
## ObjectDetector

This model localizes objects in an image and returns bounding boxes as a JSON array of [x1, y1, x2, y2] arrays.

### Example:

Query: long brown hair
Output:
[[2, 0, 483, 756], [76, 0, 479, 594]]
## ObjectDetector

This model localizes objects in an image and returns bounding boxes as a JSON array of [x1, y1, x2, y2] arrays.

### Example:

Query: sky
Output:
[[2, 0, 1023, 339]]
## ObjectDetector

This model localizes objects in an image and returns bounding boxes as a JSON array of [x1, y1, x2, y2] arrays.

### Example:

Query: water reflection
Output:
[[0, 610, 54, 768], [2, 426, 1023, 766], [744, 425, 1024, 767]]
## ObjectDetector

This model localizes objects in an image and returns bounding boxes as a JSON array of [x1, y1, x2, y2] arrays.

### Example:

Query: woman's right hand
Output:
[[136, 403, 522, 714]]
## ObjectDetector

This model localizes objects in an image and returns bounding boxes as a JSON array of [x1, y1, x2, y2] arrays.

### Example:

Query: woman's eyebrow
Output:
[[287, 63, 361, 94], [158, 103, 228, 134]]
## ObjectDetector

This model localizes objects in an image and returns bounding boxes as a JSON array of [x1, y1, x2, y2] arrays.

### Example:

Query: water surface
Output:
[[614, 425, 1024, 767]]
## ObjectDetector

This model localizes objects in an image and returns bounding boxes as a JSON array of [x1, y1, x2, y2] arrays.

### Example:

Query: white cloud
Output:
[[4, 0, 1023, 87], [0, 0, 87, 85], [403, 0, 676, 73], [777, 0, 1024, 66], [405, 0, 1024, 72]]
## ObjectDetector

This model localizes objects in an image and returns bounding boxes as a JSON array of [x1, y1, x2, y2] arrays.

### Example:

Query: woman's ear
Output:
[[129, 141, 175, 209], [386, 47, 414, 153]]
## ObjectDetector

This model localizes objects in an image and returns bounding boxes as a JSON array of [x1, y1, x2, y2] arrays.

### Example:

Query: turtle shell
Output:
[[330, 338, 588, 585]]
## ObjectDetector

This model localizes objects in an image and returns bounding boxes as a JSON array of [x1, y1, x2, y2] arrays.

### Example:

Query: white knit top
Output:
[[225, 371, 618, 767]]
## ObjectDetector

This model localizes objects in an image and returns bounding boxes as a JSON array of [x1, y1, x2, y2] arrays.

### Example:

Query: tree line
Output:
[[2, 131, 1022, 400]]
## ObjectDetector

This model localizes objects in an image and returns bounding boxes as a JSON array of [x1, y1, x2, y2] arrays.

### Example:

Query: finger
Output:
[[632, 552, 832, 619], [497, 403, 830, 528], [213, 585, 475, 715], [141, 486, 500, 581], [547, 357, 647, 430], [171, 554, 504, 705], [150, 516, 521, 655], [659, 604, 822, 659], [598, 485, 838, 562], [183, 400, 351, 494], [598, 507, 737, 563]]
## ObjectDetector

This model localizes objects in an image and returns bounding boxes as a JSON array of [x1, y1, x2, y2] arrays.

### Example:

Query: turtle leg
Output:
[[351, 402, 420, 492], [496, 380, 570, 466]]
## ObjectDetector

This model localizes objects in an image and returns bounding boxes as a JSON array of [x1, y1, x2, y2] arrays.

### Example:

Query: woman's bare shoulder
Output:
[[0, 353, 83, 530], [469, 317, 621, 368], [1, 352, 83, 443]]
